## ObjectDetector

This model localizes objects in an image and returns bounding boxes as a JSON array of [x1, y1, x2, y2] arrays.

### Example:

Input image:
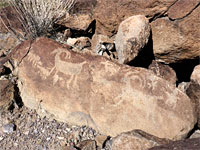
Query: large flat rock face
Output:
[[12, 37, 196, 139]]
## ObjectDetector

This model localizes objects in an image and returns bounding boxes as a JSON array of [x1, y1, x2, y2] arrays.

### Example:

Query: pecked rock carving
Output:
[[12, 37, 196, 140]]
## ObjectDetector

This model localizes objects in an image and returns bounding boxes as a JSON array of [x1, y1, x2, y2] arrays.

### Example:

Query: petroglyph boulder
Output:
[[115, 15, 150, 64], [12, 37, 196, 139]]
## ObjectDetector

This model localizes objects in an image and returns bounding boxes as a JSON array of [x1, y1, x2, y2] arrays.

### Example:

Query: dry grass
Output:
[[0, 1, 8, 9], [2, 0, 76, 39]]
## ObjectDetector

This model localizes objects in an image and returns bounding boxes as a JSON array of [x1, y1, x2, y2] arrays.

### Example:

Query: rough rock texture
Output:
[[0, 79, 14, 107], [190, 65, 200, 85], [111, 130, 171, 150], [0, 33, 21, 56], [12, 37, 196, 139], [186, 65, 200, 127], [59, 0, 96, 31], [167, 0, 200, 20], [91, 34, 116, 60], [66, 37, 91, 50], [93, 0, 176, 37], [190, 130, 200, 139], [76, 140, 96, 150], [148, 60, 177, 85], [151, 5, 200, 63], [115, 15, 150, 64], [149, 138, 200, 150], [61, 0, 177, 37], [0, 6, 24, 36]]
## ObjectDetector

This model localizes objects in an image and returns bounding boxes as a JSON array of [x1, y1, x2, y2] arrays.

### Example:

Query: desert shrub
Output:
[[0, 1, 9, 9], [4, 0, 75, 39]]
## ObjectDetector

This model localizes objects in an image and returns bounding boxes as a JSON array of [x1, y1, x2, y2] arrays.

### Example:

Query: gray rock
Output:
[[115, 15, 150, 64], [3, 123, 16, 133]]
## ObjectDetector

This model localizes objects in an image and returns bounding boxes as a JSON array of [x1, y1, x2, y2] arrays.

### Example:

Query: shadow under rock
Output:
[[127, 31, 155, 68], [169, 58, 200, 85]]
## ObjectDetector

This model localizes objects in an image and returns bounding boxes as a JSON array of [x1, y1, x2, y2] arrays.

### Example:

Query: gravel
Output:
[[0, 103, 100, 150]]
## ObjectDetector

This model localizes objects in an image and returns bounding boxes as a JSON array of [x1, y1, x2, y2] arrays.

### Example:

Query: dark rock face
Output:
[[149, 138, 200, 150], [0, 6, 24, 33], [167, 0, 200, 20], [0, 79, 14, 107]]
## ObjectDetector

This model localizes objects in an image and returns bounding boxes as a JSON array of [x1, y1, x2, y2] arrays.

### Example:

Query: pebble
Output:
[[2, 123, 16, 133], [0, 105, 99, 149]]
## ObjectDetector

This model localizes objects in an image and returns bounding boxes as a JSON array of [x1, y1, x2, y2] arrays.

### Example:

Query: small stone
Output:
[[57, 136, 65, 140], [46, 137, 51, 141], [190, 130, 200, 139], [62, 145, 77, 150], [67, 37, 91, 50], [24, 131, 29, 135], [3, 123, 16, 133], [77, 140, 97, 150], [0, 137, 4, 141]]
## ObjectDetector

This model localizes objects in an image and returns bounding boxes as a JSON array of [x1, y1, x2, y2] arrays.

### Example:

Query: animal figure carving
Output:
[[50, 48, 86, 88]]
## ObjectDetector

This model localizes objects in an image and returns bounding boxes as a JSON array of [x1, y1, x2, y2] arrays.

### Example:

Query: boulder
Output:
[[148, 60, 177, 85], [149, 138, 200, 150], [151, 6, 200, 63], [115, 15, 150, 64], [12, 37, 196, 139], [190, 65, 200, 85], [185, 65, 200, 127], [93, 0, 176, 36], [60, 0, 176, 37], [167, 0, 200, 20], [111, 130, 171, 150], [0, 79, 14, 107], [59, 0, 96, 31]]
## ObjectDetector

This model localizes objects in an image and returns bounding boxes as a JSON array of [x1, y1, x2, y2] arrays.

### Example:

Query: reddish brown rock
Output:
[[151, 6, 200, 63], [93, 0, 176, 36], [0, 6, 24, 34], [186, 65, 200, 127], [167, 0, 200, 20], [59, 0, 96, 31], [148, 60, 177, 85], [0, 79, 14, 107], [12, 37, 196, 139], [76, 140, 96, 150], [60, 0, 176, 36], [111, 130, 171, 150], [149, 138, 200, 150]]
